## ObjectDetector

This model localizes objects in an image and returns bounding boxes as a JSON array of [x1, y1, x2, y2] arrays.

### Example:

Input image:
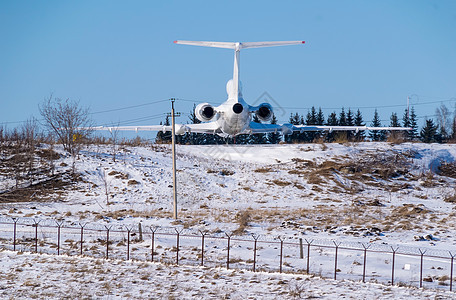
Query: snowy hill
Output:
[[1, 142, 456, 298]]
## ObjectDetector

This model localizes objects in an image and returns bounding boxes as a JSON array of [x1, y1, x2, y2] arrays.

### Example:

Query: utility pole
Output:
[[171, 98, 178, 220], [407, 96, 410, 120]]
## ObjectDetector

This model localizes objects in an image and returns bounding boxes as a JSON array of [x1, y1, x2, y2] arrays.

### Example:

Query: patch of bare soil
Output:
[[0, 172, 74, 203], [289, 150, 414, 192]]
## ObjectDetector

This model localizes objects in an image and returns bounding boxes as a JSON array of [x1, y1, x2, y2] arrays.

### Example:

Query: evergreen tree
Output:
[[249, 115, 267, 144], [286, 112, 301, 143], [304, 107, 318, 142], [315, 107, 325, 141], [369, 109, 386, 141], [326, 112, 338, 142], [390, 112, 399, 127], [345, 108, 355, 141], [307, 106, 317, 124], [347, 109, 354, 126], [409, 107, 418, 140], [338, 108, 347, 126], [402, 107, 411, 141], [335, 107, 348, 142], [267, 114, 282, 144], [402, 108, 410, 128], [316, 108, 325, 125], [155, 116, 172, 143], [420, 119, 439, 143], [185, 104, 202, 145], [354, 109, 365, 141], [388, 112, 400, 141]]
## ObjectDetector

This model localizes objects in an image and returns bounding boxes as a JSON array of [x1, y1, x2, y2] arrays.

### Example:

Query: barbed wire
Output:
[[0, 215, 453, 258]]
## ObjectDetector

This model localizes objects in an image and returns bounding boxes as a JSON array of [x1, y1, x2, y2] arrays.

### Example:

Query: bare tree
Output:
[[11, 128, 25, 189], [22, 117, 38, 185], [47, 134, 57, 176], [0, 125, 4, 144], [101, 169, 110, 205], [435, 104, 452, 141], [109, 125, 120, 162], [452, 103, 456, 142], [39, 96, 92, 156]]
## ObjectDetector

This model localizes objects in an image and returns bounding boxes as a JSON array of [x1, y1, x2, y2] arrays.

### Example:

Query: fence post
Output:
[[299, 238, 303, 259], [279, 237, 284, 273], [391, 247, 399, 286], [226, 233, 232, 270], [199, 230, 207, 266], [56, 221, 63, 255], [12, 218, 18, 251], [450, 252, 454, 292], [150, 226, 158, 262], [79, 223, 86, 256], [305, 239, 313, 274], [362, 243, 371, 283], [33, 219, 40, 253], [333, 241, 341, 280], [105, 226, 111, 259], [138, 222, 143, 242], [419, 249, 426, 288], [252, 234, 259, 272], [126, 226, 131, 260], [175, 228, 183, 265]]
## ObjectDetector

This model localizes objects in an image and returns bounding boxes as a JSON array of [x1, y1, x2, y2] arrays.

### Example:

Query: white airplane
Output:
[[89, 40, 411, 137]]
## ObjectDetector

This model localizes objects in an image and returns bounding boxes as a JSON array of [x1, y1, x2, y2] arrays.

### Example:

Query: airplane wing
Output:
[[85, 122, 221, 135], [292, 125, 412, 133], [248, 122, 283, 133], [248, 122, 412, 135]]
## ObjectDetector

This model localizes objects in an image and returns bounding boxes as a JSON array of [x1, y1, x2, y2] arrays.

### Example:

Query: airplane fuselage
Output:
[[215, 98, 251, 136]]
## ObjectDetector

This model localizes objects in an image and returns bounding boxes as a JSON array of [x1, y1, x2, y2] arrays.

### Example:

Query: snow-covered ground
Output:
[[1, 142, 456, 297], [1, 250, 454, 299]]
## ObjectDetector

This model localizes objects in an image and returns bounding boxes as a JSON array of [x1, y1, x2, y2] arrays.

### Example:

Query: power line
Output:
[[1, 98, 172, 126], [91, 99, 170, 115], [177, 96, 456, 111]]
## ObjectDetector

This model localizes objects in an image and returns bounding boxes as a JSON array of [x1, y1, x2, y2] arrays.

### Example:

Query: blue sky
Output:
[[1, 0, 455, 135]]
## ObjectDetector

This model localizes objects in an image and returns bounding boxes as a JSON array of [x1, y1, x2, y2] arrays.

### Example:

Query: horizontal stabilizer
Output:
[[174, 40, 237, 49], [174, 40, 305, 50], [240, 41, 305, 49]]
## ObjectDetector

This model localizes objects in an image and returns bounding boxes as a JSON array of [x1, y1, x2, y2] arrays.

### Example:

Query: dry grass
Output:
[[271, 179, 291, 186], [254, 167, 273, 173], [438, 161, 456, 178], [444, 192, 456, 203], [207, 169, 234, 176], [232, 210, 252, 235], [102, 208, 173, 219], [242, 186, 255, 192]]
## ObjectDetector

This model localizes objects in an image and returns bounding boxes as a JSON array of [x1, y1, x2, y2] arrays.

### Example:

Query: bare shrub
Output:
[[220, 169, 234, 176], [207, 169, 234, 176], [444, 191, 456, 203], [438, 161, 456, 178], [233, 210, 251, 235]]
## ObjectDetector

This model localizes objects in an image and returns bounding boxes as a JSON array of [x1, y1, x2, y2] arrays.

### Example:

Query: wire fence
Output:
[[0, 215, 455, 291]]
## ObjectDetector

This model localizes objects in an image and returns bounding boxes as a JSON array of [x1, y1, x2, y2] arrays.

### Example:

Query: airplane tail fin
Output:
[[174, 40, 305, 102]]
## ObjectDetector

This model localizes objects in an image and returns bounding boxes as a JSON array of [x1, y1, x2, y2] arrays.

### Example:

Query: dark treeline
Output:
[[156, 104, 456, 145]]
